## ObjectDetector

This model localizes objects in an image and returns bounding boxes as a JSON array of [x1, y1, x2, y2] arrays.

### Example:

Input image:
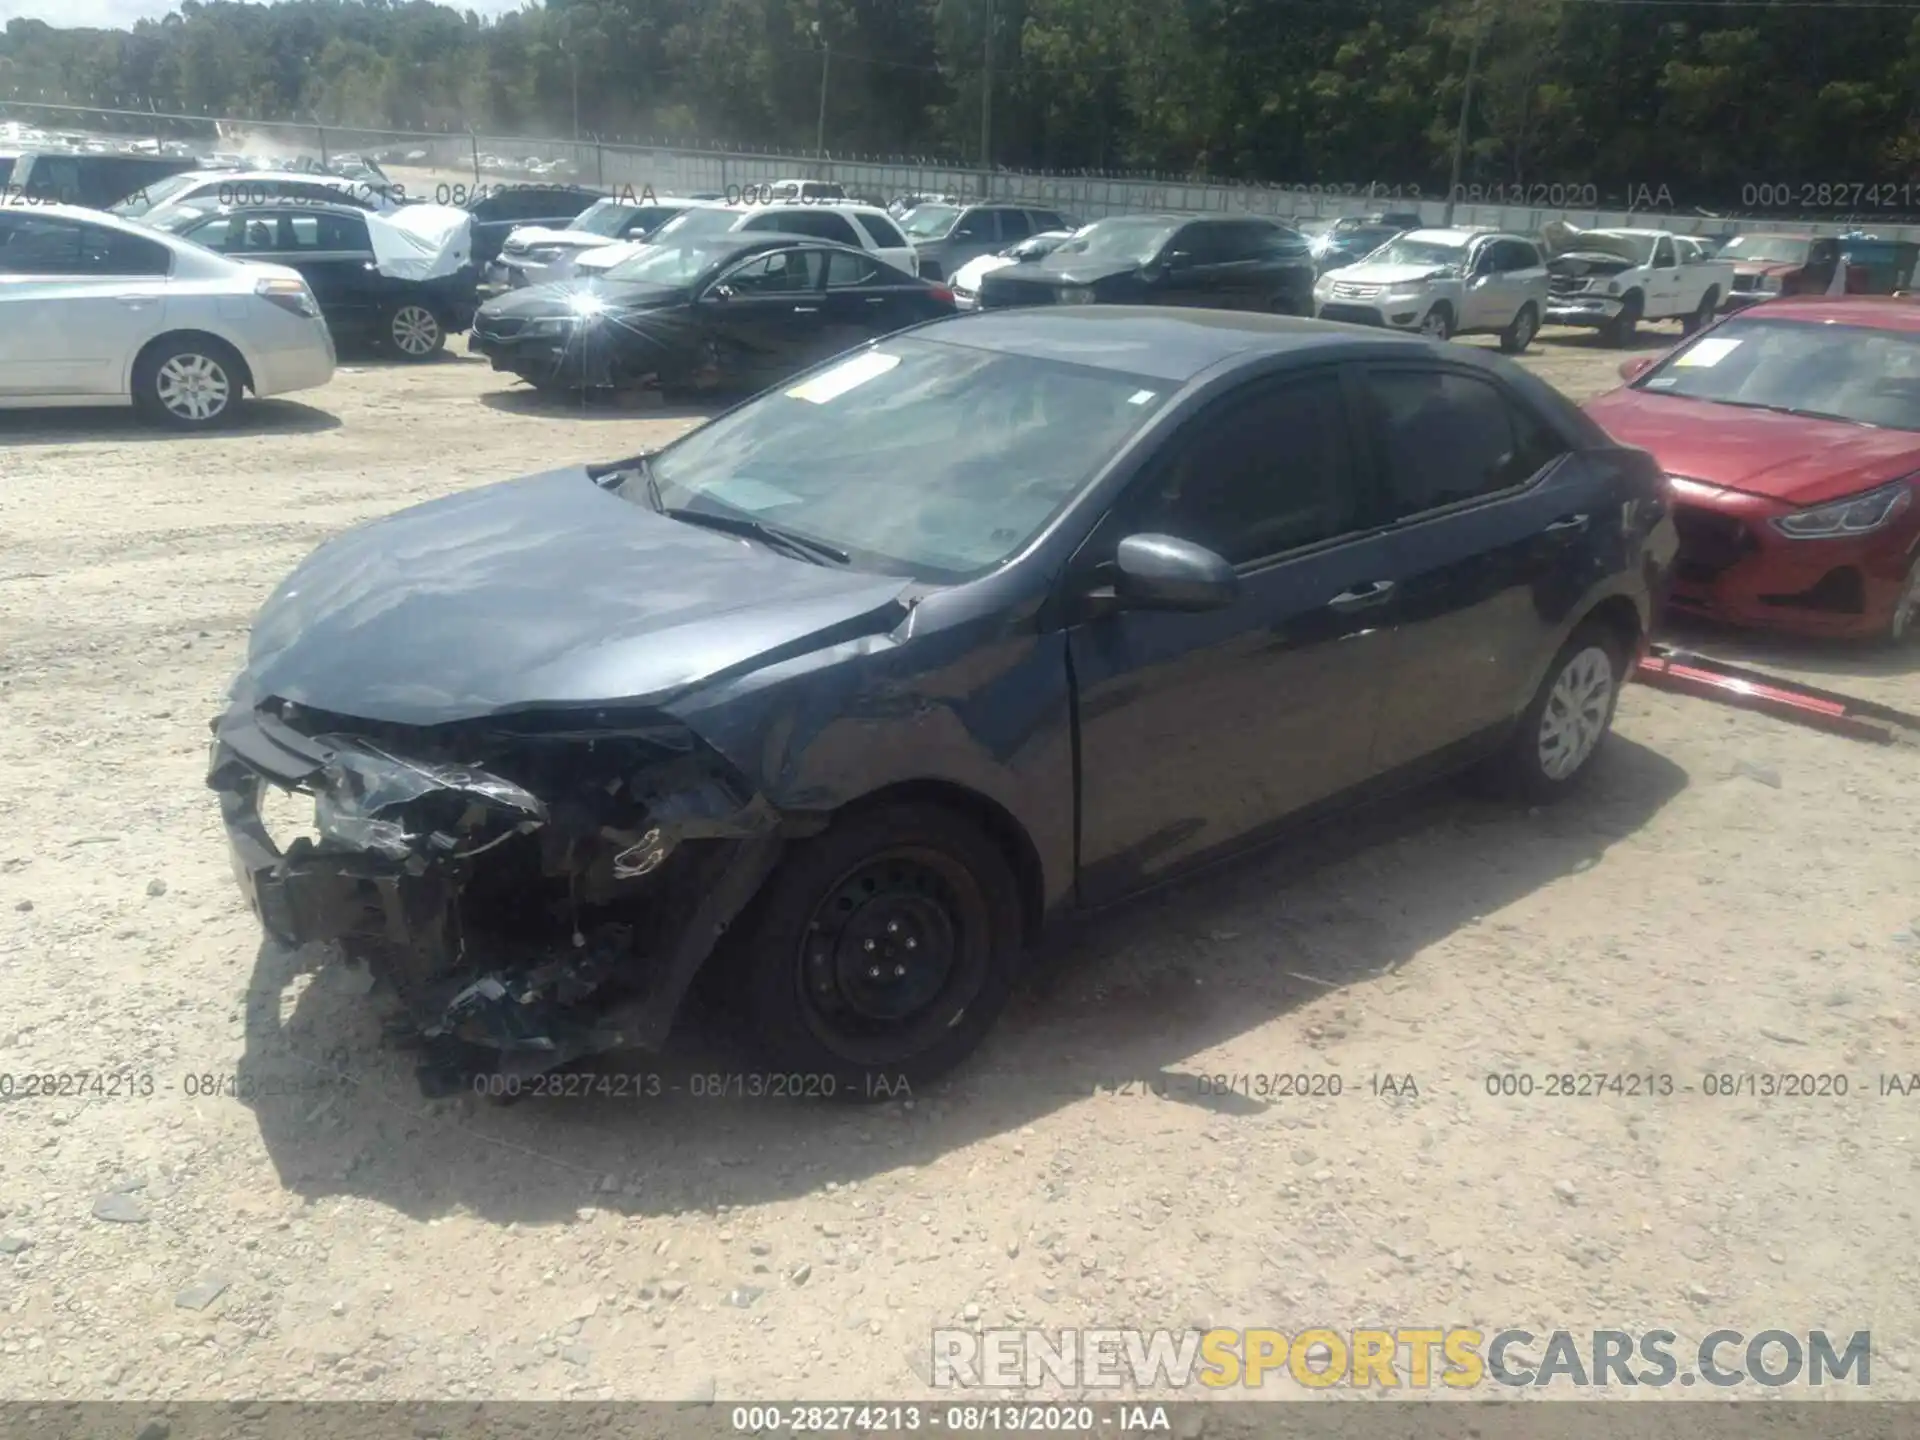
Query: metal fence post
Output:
[[470, 130, 481, 184], [316, 123, 328, 166]]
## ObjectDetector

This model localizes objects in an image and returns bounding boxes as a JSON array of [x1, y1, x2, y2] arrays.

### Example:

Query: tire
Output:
[[1484, 622, 1626, 802], [1887, 554, 1920, 645], [1682, 288, 1719, 335], [1602, 292, 1643, 347], [385, 301, 446, 362], [730, 802, 1024, 1098], [131, 336, 244, 430], [1418, 304, 1454, 341], [1498, 303, 1539, 354]]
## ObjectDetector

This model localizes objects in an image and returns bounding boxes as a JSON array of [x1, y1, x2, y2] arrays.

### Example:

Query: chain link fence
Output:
[[5, 95, 1918, 243]]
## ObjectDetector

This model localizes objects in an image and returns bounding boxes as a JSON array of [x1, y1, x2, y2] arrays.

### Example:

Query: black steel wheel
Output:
[[730, 803, 1023, 1096]]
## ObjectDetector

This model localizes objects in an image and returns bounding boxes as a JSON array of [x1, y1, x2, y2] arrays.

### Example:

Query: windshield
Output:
[[1052, 218, 1180, 267], [1637, 317, 1920, 431], [568, 199, 628, 236], [113, 170, 198, 216], [601, 239, 733, 286], [1565, 231, 1655, 265], [1718, 236, 1812, 265], [1365, 237, 1467, 269], [637, 337, 1171, 581], [650, 207, 741, 242], [902, 205, 960, 239], [1009, 232, 1069, 260]]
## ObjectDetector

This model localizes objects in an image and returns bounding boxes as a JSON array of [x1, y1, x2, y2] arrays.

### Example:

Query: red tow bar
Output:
[[1634, 645, 1920, 746]]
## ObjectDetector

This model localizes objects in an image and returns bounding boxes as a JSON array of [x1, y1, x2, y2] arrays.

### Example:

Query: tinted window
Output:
[[1125, 374, 1361, 564], [0, 215, 171, 276], [758, 210, 861, 247], [718, 248, 827, 293], [317, 212, 370, 250], [1368, 369, 1565, 515], [950, 209, 996, 242], [1027, 211, 1066, 233], [853, 211, 911, 249], [1652, 237, 1676, 268], [826, 250, 884, 287], [1173, 222, 1233, 263]]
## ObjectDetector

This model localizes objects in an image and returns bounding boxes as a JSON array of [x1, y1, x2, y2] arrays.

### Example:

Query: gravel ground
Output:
[[1, 323, 1918, 1407]]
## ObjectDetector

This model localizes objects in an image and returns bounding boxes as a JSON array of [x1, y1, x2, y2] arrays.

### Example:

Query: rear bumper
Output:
[[246, 321, 336, 397]]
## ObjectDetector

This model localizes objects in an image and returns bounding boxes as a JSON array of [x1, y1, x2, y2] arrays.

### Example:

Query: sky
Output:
[[0, 0, 528, 26]]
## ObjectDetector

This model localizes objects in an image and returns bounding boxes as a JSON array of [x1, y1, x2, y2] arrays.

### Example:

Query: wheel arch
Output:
[[827, 778, 1046, 948], [128, 328, 256, 397]]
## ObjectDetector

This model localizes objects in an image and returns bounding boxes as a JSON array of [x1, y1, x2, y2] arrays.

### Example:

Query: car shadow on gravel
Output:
[[0, 400, 341, 447], [1534, 325, 1682, 352], [479, 386, 722, 422], [232, 736, 1686, 1226]]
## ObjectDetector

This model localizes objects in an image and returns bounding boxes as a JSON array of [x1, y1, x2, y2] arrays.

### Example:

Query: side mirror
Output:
[[1162, 250, 1193, 271], [705, 283, 734, 302], [1618, 355, 1657, 383], [1111, 534, 1239, 612]]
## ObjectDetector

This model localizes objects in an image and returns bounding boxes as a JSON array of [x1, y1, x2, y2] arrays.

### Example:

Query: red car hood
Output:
[[1586, 389, 1920, 504]]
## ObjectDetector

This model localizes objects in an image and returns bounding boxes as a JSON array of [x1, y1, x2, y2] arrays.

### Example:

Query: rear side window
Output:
[[749, 210, 862, 247], [826, 250, 884, 287], [853, 211, 910, 249], [0, 157, 14, 186], [0, 214, 172, 276], [1366, 368, 1567, 516]]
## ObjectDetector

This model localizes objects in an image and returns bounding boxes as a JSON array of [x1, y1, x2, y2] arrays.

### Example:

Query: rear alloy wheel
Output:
[[133, 341, 240, 429], [387, 302, 445, 361], [1498, 303, 1538, 354], [732, 803, 1022, 1097], [1483, 622, 1625, 802], [1419, 305, 1454, 341], [1889, 556, 1920, 644]]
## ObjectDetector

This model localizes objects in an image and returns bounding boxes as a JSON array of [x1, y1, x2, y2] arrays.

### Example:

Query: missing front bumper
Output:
[[208, 700, 789, 1093]]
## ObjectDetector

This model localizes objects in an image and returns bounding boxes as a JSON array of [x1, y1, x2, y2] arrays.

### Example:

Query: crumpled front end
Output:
[[208, 693, 796, 1093]]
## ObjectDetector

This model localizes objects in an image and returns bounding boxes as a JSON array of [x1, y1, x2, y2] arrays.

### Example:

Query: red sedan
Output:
[[1586, 296, 1920, 642]]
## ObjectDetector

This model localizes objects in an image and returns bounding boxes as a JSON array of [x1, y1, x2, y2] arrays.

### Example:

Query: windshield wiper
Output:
[[1713, 399, 1871, 427], [658, 504, 850, 566]]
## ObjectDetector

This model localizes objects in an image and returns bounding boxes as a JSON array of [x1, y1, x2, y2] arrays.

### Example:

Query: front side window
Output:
[[637, 337, 1171, 580], [0, 215, 171, 277], [715, 248, 827, 294], [854, 211, 911, 249], [1120, 374, 1361, 564], [1368, 369, 1564, 515]]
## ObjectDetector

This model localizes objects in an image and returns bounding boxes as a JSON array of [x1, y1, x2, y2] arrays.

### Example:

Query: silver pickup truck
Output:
[[1312, 227, 1551, 351]]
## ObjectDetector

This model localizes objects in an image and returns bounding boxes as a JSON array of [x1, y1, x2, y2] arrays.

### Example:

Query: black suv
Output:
[[899, 202, 1078, 281], [464, 185, 606, 266]]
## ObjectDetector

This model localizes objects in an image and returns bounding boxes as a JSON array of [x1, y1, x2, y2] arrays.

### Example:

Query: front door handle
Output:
[[1327, 580, 1396, 612], [1543, 513, 1590, 535], [792, 304, 820, 313], [865, 296, 887, 304]]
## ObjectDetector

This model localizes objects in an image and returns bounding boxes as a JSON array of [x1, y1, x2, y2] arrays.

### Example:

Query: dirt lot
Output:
[[1, 322, 1917, 1408]]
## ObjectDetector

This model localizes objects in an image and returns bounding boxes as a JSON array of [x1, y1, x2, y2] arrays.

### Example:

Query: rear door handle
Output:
[[1327, 580, 1396, 612], [1543, 513, 1590, 535], [865, 296, 887, 304]]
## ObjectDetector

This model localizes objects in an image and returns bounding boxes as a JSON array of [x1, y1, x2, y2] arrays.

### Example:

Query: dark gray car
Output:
[[902, 202, 1077, 281]]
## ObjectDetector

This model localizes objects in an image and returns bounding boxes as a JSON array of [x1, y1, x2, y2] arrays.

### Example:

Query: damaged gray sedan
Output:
[[210, 307, 1671, 1099]]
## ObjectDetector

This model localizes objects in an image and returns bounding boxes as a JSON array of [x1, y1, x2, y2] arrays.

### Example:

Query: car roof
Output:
[[1725, 296, 1920, 332], [1399, 227, 1487, 244], [915, 306, 1433, 382], [186, 200, 371, 220]]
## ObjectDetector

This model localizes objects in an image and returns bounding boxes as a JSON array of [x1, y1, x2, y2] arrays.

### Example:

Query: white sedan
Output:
[[0, 203, 336, 429]]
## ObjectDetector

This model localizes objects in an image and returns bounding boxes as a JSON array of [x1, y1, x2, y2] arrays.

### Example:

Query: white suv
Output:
[[1313, 227, 1550, 351], [0, 202, 335, 428], [572, 200, 919, 278]]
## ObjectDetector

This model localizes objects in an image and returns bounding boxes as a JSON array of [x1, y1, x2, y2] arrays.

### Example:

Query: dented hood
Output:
[[242, 468, 914, 727]]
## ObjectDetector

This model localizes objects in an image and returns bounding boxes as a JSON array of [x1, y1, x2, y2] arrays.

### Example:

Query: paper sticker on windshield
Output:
[[1676, 338, 1741, 367], [786, 350, 901, 404], [1128, 390, 1157, 405]]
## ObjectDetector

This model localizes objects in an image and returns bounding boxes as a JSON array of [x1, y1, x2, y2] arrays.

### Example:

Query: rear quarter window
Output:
[[854, 211, 910, 249]]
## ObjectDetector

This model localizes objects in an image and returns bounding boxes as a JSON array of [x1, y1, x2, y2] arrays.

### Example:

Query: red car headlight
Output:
[[1768, 477, 1914, 539]]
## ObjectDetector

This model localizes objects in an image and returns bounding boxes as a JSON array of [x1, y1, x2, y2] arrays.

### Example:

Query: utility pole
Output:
[[979, 0, 993, 190], [1443, 7, 1486, 227], [816, 33, 831, 159], [559, 32, 580, 141]]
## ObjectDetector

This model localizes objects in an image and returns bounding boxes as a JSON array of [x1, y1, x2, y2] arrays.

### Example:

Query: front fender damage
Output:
[[208, 702, 808, 1094]]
